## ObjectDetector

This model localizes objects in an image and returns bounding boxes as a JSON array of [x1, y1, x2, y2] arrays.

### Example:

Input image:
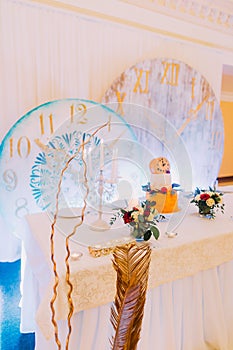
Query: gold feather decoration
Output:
[[111, 278, 140, 350], [110, 243, 151, 350]]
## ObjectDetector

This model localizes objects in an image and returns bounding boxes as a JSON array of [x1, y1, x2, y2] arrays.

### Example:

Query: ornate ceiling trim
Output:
[[120, 0, 233, 35], [28, 0, 233, 53]]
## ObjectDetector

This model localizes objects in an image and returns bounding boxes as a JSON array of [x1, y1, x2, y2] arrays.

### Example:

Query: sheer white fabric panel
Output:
[[0, 0, 223, 142], [34, 260, 233, 350], [0, 212, 21, 261], [0, 0, 223, 261]]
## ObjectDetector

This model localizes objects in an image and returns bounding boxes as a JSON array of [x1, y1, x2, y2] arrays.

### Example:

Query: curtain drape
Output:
[[0, 0, 223, 261], [0, 0, 223, 142]]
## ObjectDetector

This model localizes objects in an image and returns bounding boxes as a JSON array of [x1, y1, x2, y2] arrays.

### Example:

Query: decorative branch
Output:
[[49, 119, 110, 349], [65, 142, 89, 350]]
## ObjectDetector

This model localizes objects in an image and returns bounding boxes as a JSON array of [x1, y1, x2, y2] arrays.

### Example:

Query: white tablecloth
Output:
[[20, 191, 233, 350]]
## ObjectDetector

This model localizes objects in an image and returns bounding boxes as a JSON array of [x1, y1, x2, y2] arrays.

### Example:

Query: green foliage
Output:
[[110, 200, 160, 241], [190, 187, 225, 219], [150, 226, 160, 240]]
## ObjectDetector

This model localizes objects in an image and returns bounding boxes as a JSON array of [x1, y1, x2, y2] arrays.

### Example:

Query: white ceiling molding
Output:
[[120, 0, 233, 34], [28, 0, 233, 56]]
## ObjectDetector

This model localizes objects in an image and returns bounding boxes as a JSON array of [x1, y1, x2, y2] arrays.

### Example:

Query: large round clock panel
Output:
[[102, 58, 224, 189], [0, 99, 140, 236]]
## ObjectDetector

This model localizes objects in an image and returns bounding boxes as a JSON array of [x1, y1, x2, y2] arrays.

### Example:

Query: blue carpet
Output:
[[0, 260, 35, 350]]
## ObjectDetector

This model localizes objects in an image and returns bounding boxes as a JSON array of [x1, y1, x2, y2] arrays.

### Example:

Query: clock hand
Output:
[[177, 95, 210, 136], [34, 138, 51, 151], [34, 138, 67, 155], [177, 118, 191, 136], [34, 138, 65, 152], [188, 95, 209, 116], [108, 130, 127, 148]]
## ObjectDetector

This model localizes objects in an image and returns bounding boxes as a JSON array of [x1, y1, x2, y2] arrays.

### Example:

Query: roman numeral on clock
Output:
[[133, 68, 150, 93], [160, 61, 180, 86], [205, 100, 215, 120], [39, 114, 54, 135], [115, 91, 126, 115]]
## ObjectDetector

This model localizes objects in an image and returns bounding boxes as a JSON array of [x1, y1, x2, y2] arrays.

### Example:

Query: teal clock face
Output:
[[0, 99, 139, 236], [102, 58, 224, 189]]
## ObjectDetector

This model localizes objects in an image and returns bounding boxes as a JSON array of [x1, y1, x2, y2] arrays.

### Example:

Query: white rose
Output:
[[206, 198, 215, 207], [195, 194, 200, 201]]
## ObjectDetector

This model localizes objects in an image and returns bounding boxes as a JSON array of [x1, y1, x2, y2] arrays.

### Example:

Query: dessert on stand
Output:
[[143, 157, 180, 214]]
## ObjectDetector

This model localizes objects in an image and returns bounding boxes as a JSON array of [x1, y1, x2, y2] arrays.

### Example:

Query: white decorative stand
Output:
[[90, 170, 111, 231], [90, 143, 118, 231]]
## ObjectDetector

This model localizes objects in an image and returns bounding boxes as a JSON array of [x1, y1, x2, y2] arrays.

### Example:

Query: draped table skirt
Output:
[[33, 260, 233, 350]]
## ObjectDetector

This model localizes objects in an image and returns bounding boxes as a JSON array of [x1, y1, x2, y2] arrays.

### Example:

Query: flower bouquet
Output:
[[110, 200, 160, 241], [190, 187, 224, 219]]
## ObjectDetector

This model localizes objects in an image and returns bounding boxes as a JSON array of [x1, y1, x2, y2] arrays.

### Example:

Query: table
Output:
[[20, 191, 233, 350]]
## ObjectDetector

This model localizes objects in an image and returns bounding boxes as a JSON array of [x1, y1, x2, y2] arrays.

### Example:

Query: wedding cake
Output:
[[144, 157, 179, 214]]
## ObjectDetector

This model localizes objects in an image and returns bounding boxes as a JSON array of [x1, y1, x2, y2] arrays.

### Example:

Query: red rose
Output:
[[123, 212, 133, 224], [200, 193, 210, 201], [132, 207, 139, 211], [160, 187, 167, 194]]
